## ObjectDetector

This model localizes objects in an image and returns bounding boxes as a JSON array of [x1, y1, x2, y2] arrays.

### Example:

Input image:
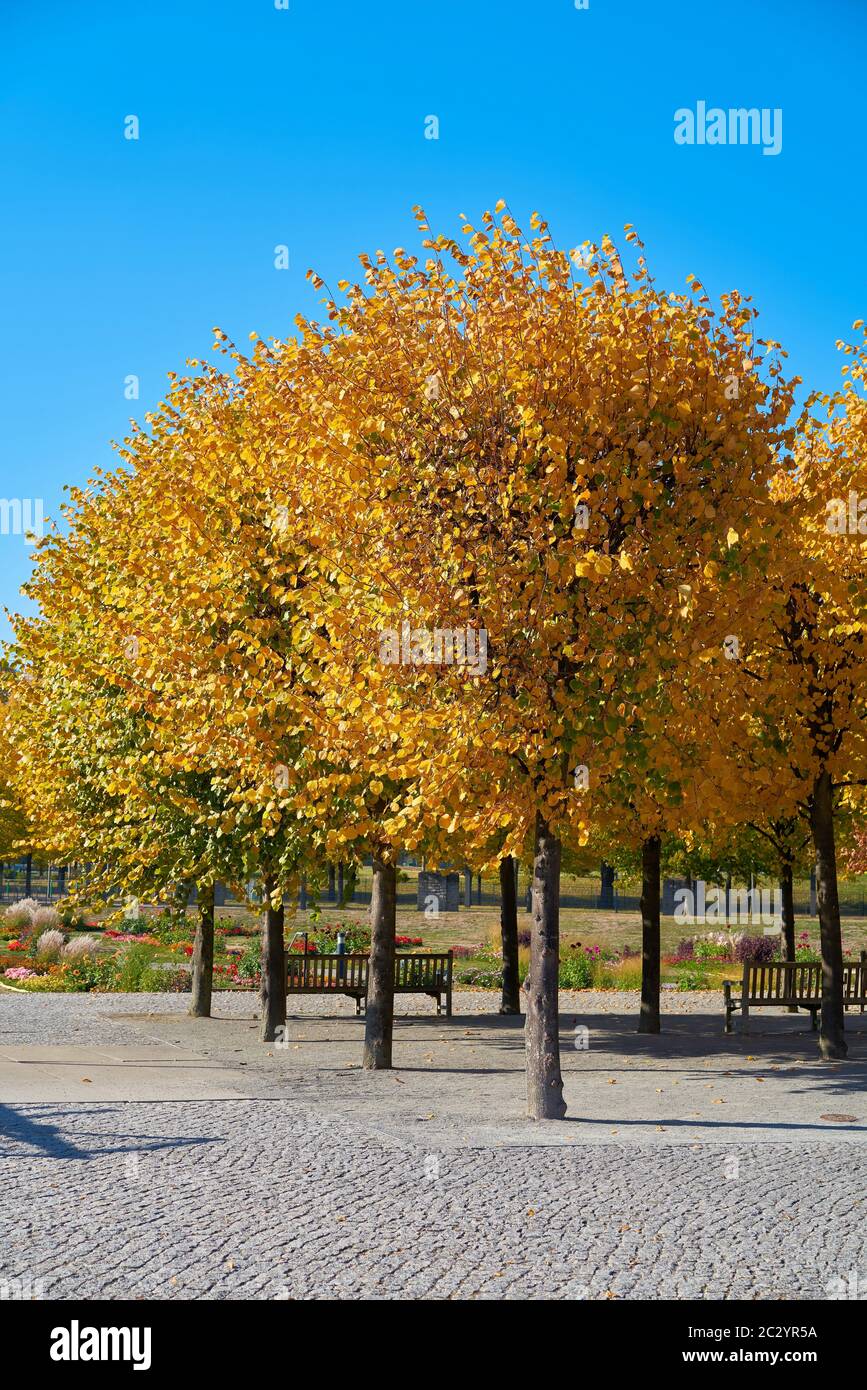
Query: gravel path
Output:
[[0, 986, 724, 1047]]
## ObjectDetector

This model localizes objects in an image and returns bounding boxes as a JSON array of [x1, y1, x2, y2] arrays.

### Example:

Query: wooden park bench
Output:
[[286, 951, 453, 1017], [723, 955, 867, 1033]]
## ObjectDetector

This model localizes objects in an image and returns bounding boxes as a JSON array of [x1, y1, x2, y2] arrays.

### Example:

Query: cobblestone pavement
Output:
[[1, 992, 866, 1300], [1, 1099, 865, 1300]]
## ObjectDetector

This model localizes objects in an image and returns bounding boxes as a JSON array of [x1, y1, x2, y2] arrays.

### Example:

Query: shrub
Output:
[[693, 939, 729, 962], [31, 906, 61, 932], [517, 929, 532, 948], [62, 956, 120, 992], [558, 953, 593, 989], [313, 924, 371, 953], [238, 939, 262, 983], [455, 966, 503, 988], [676, 965, 711, 991], [21, 969, 77, 992], [35, 929, 66, 961], [149, 908, 195, 944], [115, 943, 158, 991], [139, 965, 190, 992], [734, 934, 778, 964], [4, 966, 37, 981], [61, 934, 106, 960], [3, 899, 41, 933], [673, 938, 695, 961]]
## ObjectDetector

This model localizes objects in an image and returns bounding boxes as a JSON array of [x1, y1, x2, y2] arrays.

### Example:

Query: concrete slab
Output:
[[0, 1045, 256, 1101], [101, 1004, 867, 1147]]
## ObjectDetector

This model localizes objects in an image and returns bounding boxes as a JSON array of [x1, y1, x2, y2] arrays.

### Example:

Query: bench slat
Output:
[[286, 952, 453, 1012]]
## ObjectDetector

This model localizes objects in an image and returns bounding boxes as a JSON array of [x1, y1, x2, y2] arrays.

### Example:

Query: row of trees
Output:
[[2, 207, 865, 1117]]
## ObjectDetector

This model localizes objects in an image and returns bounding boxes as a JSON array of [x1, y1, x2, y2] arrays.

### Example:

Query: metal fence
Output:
[[3, 860, 865, 918]]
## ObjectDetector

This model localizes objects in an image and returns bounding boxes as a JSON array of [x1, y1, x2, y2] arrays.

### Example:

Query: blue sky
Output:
[[1, 0, 865, 641]]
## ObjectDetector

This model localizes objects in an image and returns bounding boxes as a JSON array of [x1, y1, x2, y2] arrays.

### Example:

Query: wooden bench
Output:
[[723, 956, 867, 1033], [286, 951, 453, 1016]]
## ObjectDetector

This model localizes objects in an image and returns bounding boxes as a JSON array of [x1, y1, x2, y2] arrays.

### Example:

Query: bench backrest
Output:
[[843, 960, 866, 1002], [742, 960, 819, 1003], [286, 951, 452, 991], [742, 958, 867, 1004], [287, 953, 370, 991]]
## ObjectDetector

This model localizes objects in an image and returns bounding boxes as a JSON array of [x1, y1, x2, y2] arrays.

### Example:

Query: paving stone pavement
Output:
[[1, 991, 865, 1300], [1, 1097, 865, 1301]]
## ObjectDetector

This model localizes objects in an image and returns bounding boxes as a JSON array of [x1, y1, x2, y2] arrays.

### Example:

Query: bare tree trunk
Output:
[[810, 770, 847, 1059], [525, 812, 566, 1120], [779, 857, 797, 1012], [499, 855, 520, 1015], [327, 863, 336, 902], [340, 862, 357, 906], [599, 861, 615, 909], [260, 876, 286, 1043], [363, 853, 396, 1069], [638, 835, 661, 1034], [189, 882, 215, 1017], [725, 870, 732, 924]]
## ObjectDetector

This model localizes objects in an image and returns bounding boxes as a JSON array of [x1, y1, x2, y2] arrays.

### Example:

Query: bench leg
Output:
[[725, 1006, 733, 1034], [811, 1009, 818, 1031], [741, 1001, 750, 1034]]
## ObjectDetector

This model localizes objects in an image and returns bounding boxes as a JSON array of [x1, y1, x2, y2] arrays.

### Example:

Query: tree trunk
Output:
[[327, 863, 336, 902], [525, 812, 566, 1120], [779, 857, 797, 1012], [189, 882, 215, 1017], [638, 835, 661, 1034], [364, 854, 397, 1069], [341, 862, 357, 906], [810, 770, 847, 1059], [725, 870, 732, 924], [260, 876, 286, 1043], [25, 853, 32, 897], [499, 854, 520, 1015], [599, 861, 615, 909], [337, 862, 345, 905]]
